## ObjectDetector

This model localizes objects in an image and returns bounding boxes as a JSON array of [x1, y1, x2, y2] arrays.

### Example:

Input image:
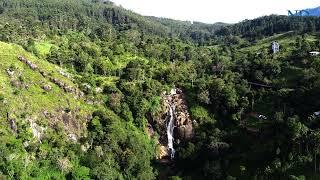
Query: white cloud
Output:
[[112, 0, 319, 23]]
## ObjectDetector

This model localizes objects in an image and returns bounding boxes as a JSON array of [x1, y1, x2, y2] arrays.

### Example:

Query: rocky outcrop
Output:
[[7, 113, 17, 133], [171, 89, 194, 141], [162, 89, 194, 141], [40, 107, 90, 138], [6, 66, 27, 89], [58, 69, 71, 79], [29, 120, 46, 142], [157, 145, 169, 160], [18, 55, 85, 99], [68, 134, 78, 142], [152, 88, 194, 160], [6, 69, 14, 77], [18, 56, 37, 70], [43, 85, 52, 91]]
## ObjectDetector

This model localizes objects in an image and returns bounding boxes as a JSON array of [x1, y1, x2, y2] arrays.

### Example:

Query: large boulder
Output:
[[177, 124, 194, 140]]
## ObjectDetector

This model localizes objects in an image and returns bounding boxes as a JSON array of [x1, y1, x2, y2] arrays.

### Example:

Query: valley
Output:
[[0, 0, 320, 179]]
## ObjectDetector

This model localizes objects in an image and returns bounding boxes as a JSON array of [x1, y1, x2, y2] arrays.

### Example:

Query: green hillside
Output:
[[1, 0, 320, 179], [0, 41, 92, 135], [240, 31, 319, 53]]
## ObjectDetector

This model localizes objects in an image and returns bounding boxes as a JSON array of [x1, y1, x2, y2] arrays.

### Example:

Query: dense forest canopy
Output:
[[0, 0, 320, 179]]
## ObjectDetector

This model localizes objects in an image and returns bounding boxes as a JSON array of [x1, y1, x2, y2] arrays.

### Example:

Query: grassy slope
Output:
[[33, 41, 56, 58], [0, 41, 93, 136], [240, 32, 318, 54], [240, 32, 319, 88], [236, 33, 317, 127]]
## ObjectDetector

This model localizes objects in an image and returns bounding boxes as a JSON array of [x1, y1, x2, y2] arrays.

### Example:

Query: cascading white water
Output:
[[167, 103, 175, 159]]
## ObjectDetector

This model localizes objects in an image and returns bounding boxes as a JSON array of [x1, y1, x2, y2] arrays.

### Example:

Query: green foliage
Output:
[[190, 106, 215, 124], [86, 109, 156, 179], [0, 93, 4, 102], [0, 0, 320, 179]]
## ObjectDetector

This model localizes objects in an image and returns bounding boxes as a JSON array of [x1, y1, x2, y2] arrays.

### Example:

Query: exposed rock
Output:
[[9, 119, 17, 133], [41, 107, 86, 141], [39, 70, 48, 77], [81, 83, 92, 92], [43, 85, 52, 91], [58, 69, 71, 79], [18, 55, 37, 70], [176, 124, 193, 140], [51, 77, 65, 88], [152, 88, 194, 160], [48, 77, 84, 98], [68, 134, 77, 142], [170, 88, 177, 95], [30, 121, 46, 142], [86, 99, 94, 105], [54, 108, 80, 134], [62, 112, 71, 125], [157, 145, 169, 160], [95, 87, 103, 93], [28, 63, 37, 70], [63, 86, 74, 93], [167, 88, 194, 141], [18, 55, 27, 63], [23, 141, 30, 148], [18, 56, 84, 99], [6, 69, 14, 77], [81, 143, 90, 152], [78, 91, 85, 98], [10, 80, 23, 88], [43, 110, 52, 118], [7, 113, 17, 133]]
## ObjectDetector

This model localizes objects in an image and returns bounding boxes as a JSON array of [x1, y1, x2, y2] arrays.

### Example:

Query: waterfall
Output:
[[167, 103, 175, 159]]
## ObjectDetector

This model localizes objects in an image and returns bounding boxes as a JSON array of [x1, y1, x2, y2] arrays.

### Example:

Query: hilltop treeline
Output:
[[218, 15, 320, 40]]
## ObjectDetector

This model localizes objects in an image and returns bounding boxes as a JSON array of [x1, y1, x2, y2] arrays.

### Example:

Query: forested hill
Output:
[[1, 0, 320, 179], [0, 0, 168, 35], [146, 16, 228, 43], [1, 0, 319, 44], [218, 15, 320, 40], [0, 0, 226, 44]]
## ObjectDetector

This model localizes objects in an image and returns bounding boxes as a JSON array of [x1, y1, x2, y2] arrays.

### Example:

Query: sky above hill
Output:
[[112, 0, 319, 23]]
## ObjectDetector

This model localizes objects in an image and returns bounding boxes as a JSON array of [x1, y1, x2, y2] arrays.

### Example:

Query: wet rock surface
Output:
[[151, 88, 194, 160]]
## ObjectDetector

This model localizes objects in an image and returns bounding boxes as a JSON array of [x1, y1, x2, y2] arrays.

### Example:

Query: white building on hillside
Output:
[[309, 51, 320, 56], [271, 41, 280, 54]]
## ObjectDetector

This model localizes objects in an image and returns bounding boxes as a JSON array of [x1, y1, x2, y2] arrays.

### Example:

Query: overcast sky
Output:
[[111, 0, 319, 24]]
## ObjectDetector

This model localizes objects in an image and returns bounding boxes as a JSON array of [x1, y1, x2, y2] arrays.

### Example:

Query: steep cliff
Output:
[[151, 88, 194, 160]]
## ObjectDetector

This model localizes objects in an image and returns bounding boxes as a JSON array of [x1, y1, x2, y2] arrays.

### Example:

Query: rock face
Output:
[[152, 88, 194, 160], [18, 56, 37, 70], [171, 89, 194, 140]]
